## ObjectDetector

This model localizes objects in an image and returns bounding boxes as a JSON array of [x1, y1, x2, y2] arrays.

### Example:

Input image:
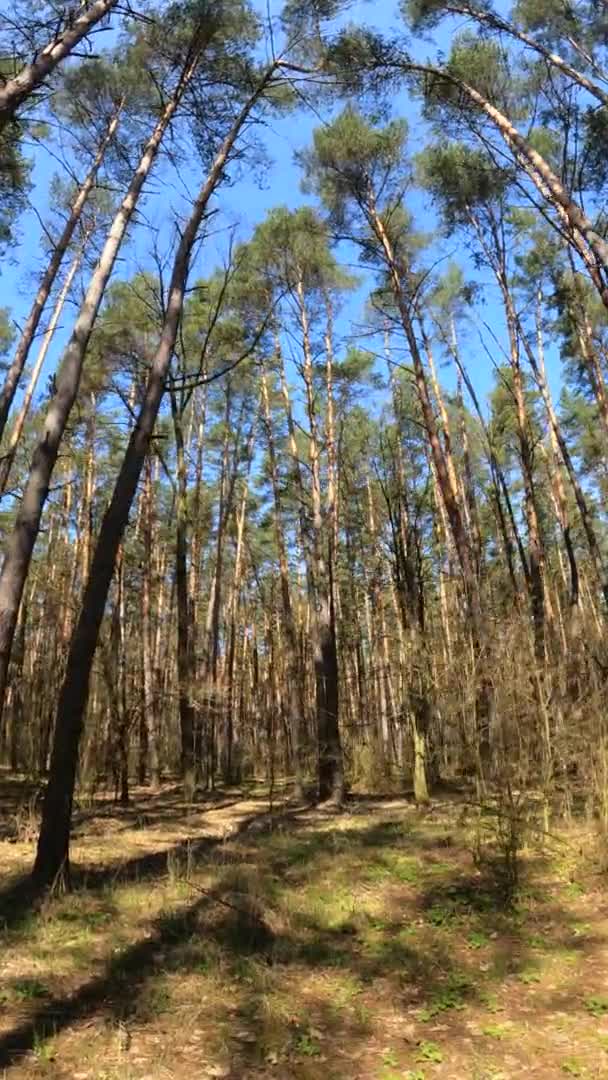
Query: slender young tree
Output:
[[303, 106, 493, 773], [245, 206, 347, 801]]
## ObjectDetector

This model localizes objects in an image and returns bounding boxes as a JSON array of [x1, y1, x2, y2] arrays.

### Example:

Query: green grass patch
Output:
[[585, 994, 608, 1017], [482, 1023, 511, 1039], [561, 1059, 587, 1076], [364, 852, 421, 885], [1, 978, 50, 1002], [467, 930, 490, 949]]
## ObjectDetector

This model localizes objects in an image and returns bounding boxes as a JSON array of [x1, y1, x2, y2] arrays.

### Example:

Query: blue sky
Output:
[[0, 0, 563, 426]]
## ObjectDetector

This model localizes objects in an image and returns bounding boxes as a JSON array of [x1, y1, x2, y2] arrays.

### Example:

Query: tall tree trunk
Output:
[[189, 384, 208, 660], [0, 240, 86, 498], [0, 0, 119, 129], [141, 458, 159, 784], [0, 107, 120, 442], [472, 209, 547, 661], [296, 276, 344, 803], [367, 192, 492, 767], [526, 295, 594, 610], [456, 370, 484, 578], [504, 290, 547, 662], [203, 386, 236, 786], [224, 469, 252, 784], [448, 343, 522, 600], [0, 63, 198, 723], [170, 390, 197, 788], [260, 362, 305, 797], [32, 69, 279, 886]]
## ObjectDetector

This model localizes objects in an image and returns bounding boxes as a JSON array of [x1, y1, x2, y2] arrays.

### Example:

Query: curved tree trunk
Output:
[[441, 2, 608, 108], [409, 60, 608, 307]]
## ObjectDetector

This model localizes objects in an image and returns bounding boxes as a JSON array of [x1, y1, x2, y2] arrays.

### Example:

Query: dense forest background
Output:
[[1, 0, 608, 892]]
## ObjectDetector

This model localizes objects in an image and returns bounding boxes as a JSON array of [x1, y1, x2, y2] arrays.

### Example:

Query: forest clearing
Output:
[[1, 778, 607, 1080], [2, 0, 608, 1075]]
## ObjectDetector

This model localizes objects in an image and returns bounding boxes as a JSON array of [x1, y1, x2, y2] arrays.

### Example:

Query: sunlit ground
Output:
[[0, 779, 606, 1079]]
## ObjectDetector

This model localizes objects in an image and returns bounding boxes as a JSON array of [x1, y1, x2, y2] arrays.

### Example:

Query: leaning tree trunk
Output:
[[454, 347, 528, 600], [0, 106, 120, 445], [0, 241, 86, 498], [440, 1, 608, 108], [504, 288, 547, 662], [33, 69, 279, 887], [523, 295, 606, 607], [0, 61, 198, 724], [472, 211, 548, 660], [0, 0, 119, 129], [410, 61, 608, 309]]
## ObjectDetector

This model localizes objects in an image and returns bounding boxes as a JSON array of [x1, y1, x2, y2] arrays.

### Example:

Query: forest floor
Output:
[[0, 774, 607, 1079]]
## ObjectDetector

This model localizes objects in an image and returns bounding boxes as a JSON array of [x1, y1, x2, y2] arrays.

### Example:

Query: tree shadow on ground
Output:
[[0, 796, 600, 1075], [0, 791, 315, 935]]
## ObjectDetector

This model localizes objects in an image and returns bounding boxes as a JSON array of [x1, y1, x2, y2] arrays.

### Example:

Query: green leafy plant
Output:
[[467, 930, 489, 949], [32, 1027, 56, 1062], [294, 1030, 322, 1057], [480, 990, 503, 1013], [416, 1041, 443, 1063], [382, 1049, 399, 1067], [426, 904, 456, 927], [527, 933, 548, 949], [419, 986, 466, 1021], [519, 968, 541, 985]]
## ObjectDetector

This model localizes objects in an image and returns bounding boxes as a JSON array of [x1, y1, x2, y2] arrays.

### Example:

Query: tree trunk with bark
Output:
[[0, 0, 120, 129], [0, 64, 198, 724], [32, 68, 279, 887]]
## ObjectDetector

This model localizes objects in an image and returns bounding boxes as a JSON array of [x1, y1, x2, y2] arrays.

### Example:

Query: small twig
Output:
[[181, 877, 260, 920]]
